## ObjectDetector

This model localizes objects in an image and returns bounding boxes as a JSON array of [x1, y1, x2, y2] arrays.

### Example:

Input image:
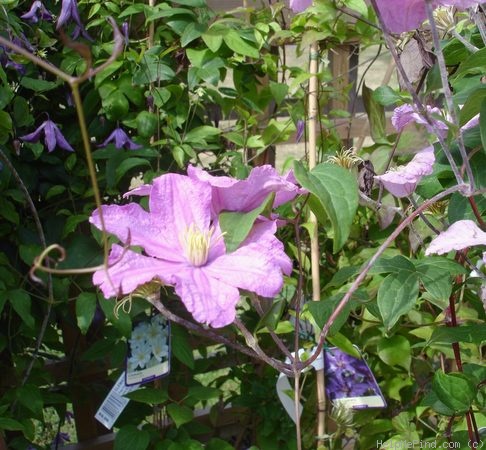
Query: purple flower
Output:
[[392, 104, 448, 137], [374, 0, 483, 34], [289, 0, 312, 12], [121, 21, 129, 46], [21, 1, 53, 23], [98, 127, 142, 150], [20, 120, 74, 152], [187, 165, 305, 217], [425, 220, 486, 255], [374, 146, 435, 198], [90, 173, 292, 328], [56, 0, 92, 40], [295, 120, 305, 143], [51, 431, 70, 446]]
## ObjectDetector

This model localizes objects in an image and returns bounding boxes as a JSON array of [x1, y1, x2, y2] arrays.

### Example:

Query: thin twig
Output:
[[301, 183, 468, 370], [424, 0, 474, 191]]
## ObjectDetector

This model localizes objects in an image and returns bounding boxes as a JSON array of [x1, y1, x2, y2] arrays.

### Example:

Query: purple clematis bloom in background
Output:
[[98, 127, 142, 150], [90, 173, 292, 328], [374, 146, 435, 198], [374, 0, 483, 34], [187, 164, 305, 217], [392, 104, 448, 138], [289, 0, 312, 12], [425, 220, 486, 255], [21, 1, 53, 23], [56, 0, 92, 40], [20, 119, 74, 152]]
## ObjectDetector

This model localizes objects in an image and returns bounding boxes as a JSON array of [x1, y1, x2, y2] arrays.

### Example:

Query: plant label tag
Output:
[[125, 314, 171, 386], [95, 372, 140, 429], [324, 346, 386, 409]]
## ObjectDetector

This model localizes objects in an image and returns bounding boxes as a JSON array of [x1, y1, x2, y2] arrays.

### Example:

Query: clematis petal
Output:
[[392, 104, 448, 137], [425, 220, 486, 255], [374, 146, 435, 198], [93, 244, 181, 298], [122, 184, 152, 199], [20, 121, 47, 143], [205, 247, 286, 299], [374, 0, 427, 33], [149, 173, 212, 235], [289, 0, 312, 12], [21, 1, 42, 22], [242, 219, 293, 275], [53, 123, 75, 152], [90, 203, 184, 259], [189, 165, 303, 215], [43, 120, 57, 152], [173, 268, 240, 328]]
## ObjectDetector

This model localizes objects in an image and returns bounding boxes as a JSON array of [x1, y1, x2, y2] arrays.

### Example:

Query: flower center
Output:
[[181, 224, 214, 267]]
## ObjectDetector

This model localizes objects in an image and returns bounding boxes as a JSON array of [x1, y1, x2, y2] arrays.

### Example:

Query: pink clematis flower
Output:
[[392, 104, 448, 138], [425, 220, 486, 255], [289, 0, 312, 12], [374, 146, 435, 198], [374, 0, 482, 33], [90, 173, 292, 328], [187, 165, 305, 216]]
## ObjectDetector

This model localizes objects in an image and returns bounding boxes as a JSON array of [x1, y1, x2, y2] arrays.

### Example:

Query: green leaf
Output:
[[377, 335, 411, 371], [170, 0, 206, 6], [372, 86, 402, 106], [377, 271, 420, 330], [16, 384, 43, 417], [428, 325, 486, 345], [255, 298, 286, 333], [293, 161, 358, 253], [20, 77, 59, 92], [362, 82, 387, 143], [95, 60, 123, 88], [166, 403, 193, 428], [369, 255, 416, 274], [269, 81, 289, 105], [223, 29, 259, 59], [181, 22, 206, 47], [184, 125, 221, 143], [8, 289, 34, 329], [114, 425, 150, 450], [432, 371, 476, 414], [133, 57, 175, 85], [459, 85, 486, 126], [219, 194, 273, 253], [0, 417, 24, 432], [76, 292, 97, 334], [202, 31, 223, 53], [306, 295, 356, 336], [0, 111, 12, 144], [125, 387, 168, 404], [206, 438, 235, 450], [46, 185, 67, 199], [480, 98, 486, 153], [344, 0, 368, 16], [171, 324, 194, 369], [186, 386, 220, 401], [115, 158, 151, 184]]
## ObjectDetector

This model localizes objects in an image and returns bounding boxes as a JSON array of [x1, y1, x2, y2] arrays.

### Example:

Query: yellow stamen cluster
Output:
[[326, 148, 363, 169], [181, 224, 214, 267]]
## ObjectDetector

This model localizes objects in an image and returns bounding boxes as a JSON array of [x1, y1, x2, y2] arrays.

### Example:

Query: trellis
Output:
[[0, 2, 385, 449]]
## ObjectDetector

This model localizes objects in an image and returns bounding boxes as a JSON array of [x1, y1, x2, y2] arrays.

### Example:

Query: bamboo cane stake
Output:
[[307, 40, 327, 444]]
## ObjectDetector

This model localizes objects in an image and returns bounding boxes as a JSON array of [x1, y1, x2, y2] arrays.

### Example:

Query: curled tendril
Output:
[[113, 280, 164, 318], [29, 244, 66, 284]]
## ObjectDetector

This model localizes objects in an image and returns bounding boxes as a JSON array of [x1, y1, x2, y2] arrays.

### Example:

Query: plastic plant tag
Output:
[[324, 346, 386, 409], [276, 346, 324, 423], [125, 314, 171, 386], [95, 372, 140, 429]]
